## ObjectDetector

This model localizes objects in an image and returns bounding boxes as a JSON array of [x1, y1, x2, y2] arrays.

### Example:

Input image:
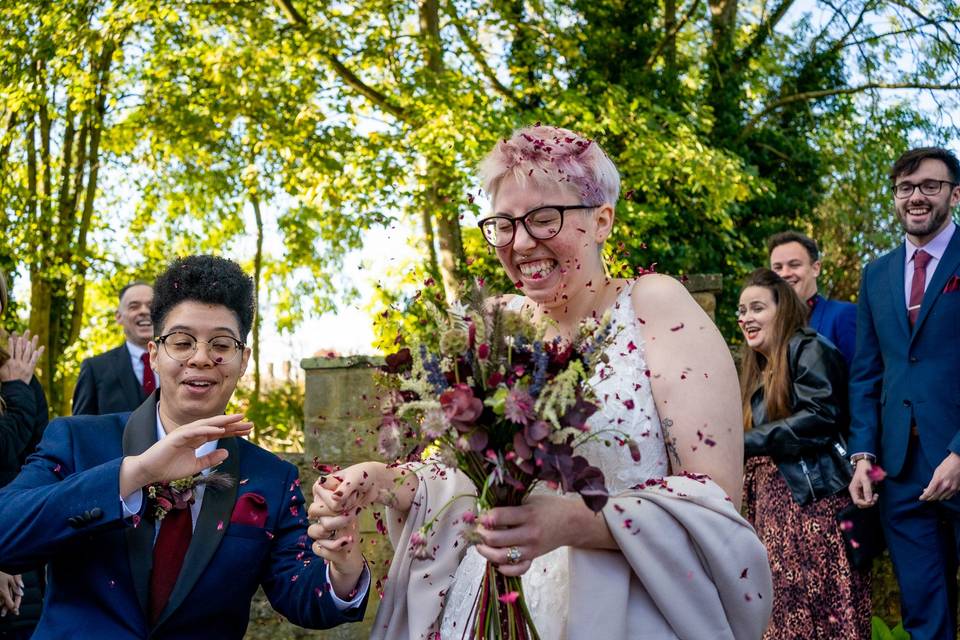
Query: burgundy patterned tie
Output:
[[149, 506, 192, 624], [908, 249, 932, 327], [140, 351, 156, 395]]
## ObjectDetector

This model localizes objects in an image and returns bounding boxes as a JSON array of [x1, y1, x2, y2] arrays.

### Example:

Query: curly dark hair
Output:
[[151, 255, 254, 339]]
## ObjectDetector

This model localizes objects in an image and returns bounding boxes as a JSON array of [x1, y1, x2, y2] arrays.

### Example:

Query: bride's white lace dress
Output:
[[440, 283, 670, 639]]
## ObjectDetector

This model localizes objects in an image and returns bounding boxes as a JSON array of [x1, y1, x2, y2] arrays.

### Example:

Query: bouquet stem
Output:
[[469, 561, 540, 640]]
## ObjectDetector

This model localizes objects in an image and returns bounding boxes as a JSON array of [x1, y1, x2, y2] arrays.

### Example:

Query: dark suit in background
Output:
[[72, 344, 145, 415], [808, 294, 857, 368]]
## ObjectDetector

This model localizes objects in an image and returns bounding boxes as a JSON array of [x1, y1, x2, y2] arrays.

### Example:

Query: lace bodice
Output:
[[440, 282, 669, 638]]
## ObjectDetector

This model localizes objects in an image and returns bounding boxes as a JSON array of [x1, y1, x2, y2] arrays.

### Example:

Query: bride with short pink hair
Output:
[[310, 124, 773, 639]]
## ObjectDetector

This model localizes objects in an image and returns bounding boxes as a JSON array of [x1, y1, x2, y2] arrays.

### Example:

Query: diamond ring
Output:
[[506, 546, 522, 564]]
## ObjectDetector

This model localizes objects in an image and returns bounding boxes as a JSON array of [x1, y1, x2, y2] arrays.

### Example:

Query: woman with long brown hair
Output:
[[0, 271, 48, 639], [738, 267, 870, 639]]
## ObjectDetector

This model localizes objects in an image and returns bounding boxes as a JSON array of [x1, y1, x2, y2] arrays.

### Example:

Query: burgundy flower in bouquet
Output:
[[375, 295, 627, 639]]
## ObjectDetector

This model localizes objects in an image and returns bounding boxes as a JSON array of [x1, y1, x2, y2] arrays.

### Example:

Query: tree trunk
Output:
[[251, 194, 263, 401], [418, 0, 464, 300], [706, 0, 742, 145]]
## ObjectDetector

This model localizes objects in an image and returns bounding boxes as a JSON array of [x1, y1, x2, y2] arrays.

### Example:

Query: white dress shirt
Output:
[[126, 340, 159, 389], [903, 221, 956, 308]]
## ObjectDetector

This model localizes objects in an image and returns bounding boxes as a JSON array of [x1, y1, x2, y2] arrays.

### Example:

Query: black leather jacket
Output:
[[745, 328, 853, 505]]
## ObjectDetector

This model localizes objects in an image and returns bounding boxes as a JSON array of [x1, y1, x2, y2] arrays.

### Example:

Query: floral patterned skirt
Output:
[[744, 456, 871, 640]]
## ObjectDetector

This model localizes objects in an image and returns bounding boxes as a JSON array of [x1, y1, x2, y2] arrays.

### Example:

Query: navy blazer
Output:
[[808, 294, 857, 368], [849, 230, 960, 477], [0, 394, 367, 639], [72, 344, 146, 415]]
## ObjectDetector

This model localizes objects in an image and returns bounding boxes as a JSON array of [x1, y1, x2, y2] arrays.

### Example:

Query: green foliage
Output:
[[230, 381, 305, 453], [3, 0, 960, 412], [871, 616, 911, 640]]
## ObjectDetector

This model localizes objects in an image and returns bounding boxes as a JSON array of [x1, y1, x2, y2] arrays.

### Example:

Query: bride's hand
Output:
[[474, 495, 567, 577], [476, 494, 617, 576]]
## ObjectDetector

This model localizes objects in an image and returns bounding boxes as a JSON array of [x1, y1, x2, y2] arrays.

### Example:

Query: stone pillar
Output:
[[301, 356, 389, 639], [245, 356, 389, 640], [682, 273, 722, 320]]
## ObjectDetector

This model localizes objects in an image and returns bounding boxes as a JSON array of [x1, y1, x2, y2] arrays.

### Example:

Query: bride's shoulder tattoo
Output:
[[661, 417, 681, 468]]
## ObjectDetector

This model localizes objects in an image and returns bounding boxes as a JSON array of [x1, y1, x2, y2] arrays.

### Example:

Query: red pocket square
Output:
[[230, 492, 268, 527], [945, 275, 960, 293]]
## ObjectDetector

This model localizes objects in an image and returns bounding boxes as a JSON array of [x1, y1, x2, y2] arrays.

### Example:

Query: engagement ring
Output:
[[506, 546, 522, 564]]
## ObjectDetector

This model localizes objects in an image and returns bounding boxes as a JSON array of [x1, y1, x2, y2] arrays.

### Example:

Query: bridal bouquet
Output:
[[376, 293, 621, 640]]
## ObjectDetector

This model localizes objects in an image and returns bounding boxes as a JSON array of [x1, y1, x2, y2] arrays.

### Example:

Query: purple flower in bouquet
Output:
[[440, 383, 483, 429], [505, 389, 535, 425], [374, 290, 620, 640], [421, 408, 451, 440], [382, 347, 413, 374], [409, 530, 433, 560]]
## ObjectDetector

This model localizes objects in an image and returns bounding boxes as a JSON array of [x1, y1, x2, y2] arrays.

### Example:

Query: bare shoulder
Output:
[[630, 274, 703, 321]]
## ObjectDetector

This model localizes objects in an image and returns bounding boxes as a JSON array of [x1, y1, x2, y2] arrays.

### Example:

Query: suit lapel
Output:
[[886, 244, 911, 338], [155, 436, 240, 628], [115, 344, 145, 404], [912, 229, 960, 341], [122, 391, 162, 618]]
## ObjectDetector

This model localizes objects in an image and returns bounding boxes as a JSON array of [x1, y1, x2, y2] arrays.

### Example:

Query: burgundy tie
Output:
[[149, 506, 192, 624], [908, 249, 932, 327], [141, 351, 156, 395]]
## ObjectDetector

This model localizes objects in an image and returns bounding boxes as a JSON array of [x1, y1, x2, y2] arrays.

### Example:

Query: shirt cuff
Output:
[[325, 562, 370, 610], [121, 489, 144, 518]]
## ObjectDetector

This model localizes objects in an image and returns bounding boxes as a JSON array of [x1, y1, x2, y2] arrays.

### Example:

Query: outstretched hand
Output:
[[119, 414, 252, 495], [309, 461, 419, 525], [0, 331, 44, 384]]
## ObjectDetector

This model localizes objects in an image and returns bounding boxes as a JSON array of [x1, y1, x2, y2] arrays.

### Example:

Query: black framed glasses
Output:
[[155, 332, 245, 364], [893, 179, 958, 199], [477, 204, 597, 248]]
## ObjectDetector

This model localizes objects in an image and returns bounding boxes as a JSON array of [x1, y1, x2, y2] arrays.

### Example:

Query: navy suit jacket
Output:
[[72, 344, 146, 415], [809, 294, 857, 368], [849, 230, 960, 477], [0, 394, 367, 639]]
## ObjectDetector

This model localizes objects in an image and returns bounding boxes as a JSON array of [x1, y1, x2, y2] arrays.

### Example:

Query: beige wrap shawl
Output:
[[370, 468, 772, 639]]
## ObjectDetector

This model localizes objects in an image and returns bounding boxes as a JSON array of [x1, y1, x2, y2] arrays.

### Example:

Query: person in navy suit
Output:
[[768, 231, 857, 367], [848, 147, 960, 639], [72, 282, 156, 415], [0, 255, 369, 639]]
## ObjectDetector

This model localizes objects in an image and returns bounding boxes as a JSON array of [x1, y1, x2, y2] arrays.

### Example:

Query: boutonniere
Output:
[[147, 472, 234, 521]]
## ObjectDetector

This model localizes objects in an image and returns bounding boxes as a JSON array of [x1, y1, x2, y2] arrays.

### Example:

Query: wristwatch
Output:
[[850, 453, 876, 465]]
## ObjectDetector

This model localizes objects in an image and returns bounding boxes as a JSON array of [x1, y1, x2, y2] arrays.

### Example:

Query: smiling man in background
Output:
[[768, 230, 857, 366], [73, 282, 156, 415]]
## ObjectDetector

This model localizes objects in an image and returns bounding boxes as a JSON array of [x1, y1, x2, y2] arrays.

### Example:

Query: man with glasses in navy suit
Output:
[[849, 147, 960, 639]]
